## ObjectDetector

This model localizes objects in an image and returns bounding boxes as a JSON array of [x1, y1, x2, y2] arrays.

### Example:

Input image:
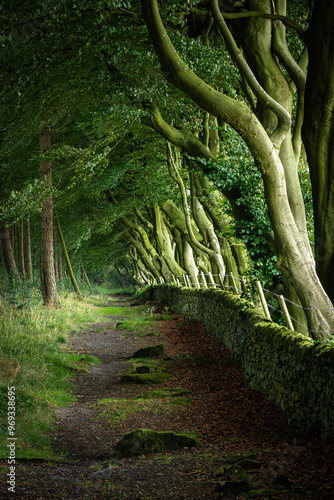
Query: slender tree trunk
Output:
[[55, 214, 82, 298], [18, 221, 25, 280], [81, 264, 91, 286], [54, 251, 59, 281], [58, 254, 63, 284], [0, 220, 18, 280], [39, 124, 60, 308], [23, 219, 33, 281]]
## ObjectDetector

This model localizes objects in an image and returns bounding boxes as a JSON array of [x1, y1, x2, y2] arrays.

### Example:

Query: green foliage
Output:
[[1, 274, 42, 309]]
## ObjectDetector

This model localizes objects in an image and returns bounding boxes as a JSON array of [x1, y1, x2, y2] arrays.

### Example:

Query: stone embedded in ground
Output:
[[135, 365, 151, 373], [131, 344, 165, 358], [272, 475, 291, 487], [248, 485, 287, 497], [225, 464, 247, 476], [130, 299, 146, 306], [121, 372, 170, 384], [237, 459, 262, 469], [213, 467, 225, 477], [114, 428, 200, 457], [215, 477, 253, 495]]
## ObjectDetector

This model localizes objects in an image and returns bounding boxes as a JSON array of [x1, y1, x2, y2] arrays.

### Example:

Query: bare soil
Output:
[[0, 294, 333, 499]]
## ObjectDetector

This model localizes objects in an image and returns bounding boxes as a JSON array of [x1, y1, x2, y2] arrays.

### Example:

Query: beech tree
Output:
[[302, 0, 334, 304], [139, 0, 334, 339]]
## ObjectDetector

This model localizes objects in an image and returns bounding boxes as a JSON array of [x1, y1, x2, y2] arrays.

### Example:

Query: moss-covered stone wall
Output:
[[146, 285, 334, 440]]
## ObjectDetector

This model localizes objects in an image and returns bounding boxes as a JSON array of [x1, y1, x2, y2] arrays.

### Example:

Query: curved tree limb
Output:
[[141, 103, 214, 160], [192, 8, 305, 39], [209, 0, 291, 149], [166, 142, 216, 260], [272, 21, 307, 161]]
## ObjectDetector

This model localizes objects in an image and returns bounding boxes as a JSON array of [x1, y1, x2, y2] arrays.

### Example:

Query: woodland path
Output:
[[1, 294, 333, 499]]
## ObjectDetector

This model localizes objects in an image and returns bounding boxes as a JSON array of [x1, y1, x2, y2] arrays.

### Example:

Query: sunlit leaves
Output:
[[0, 179, 55, 224]]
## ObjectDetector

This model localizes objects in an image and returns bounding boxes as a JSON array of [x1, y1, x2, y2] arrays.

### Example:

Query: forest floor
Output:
[[0, 294, 333, 499]]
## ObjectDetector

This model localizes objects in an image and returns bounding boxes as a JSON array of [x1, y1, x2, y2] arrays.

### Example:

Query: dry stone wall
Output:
[[146, 284, 334, 440]]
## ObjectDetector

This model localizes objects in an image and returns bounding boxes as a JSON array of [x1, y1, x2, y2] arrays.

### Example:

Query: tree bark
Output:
[[23, 219, 33, 281], [302, 0, 334, 304], [39, 124, 60, 308], [0, 220, 18, 280], [18, 221, 25, 280]]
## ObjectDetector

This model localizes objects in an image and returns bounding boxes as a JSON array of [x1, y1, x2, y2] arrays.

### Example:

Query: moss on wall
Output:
[[146, 285, 334, 440]]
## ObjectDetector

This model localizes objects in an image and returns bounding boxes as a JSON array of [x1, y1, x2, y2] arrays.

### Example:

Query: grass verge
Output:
[[0, 290, 102, 460]]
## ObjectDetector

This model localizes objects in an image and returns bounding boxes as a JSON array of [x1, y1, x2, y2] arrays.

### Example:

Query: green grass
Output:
[[0, 290, 102, 459], [98, 306, 134, 316], [136, 387, 192, 400], [94, 391, 191, 425], [116, 317, 156, 335]]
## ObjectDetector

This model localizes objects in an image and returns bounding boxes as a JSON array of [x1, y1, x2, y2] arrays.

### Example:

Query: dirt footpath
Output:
[[0, 295, 333, 499]]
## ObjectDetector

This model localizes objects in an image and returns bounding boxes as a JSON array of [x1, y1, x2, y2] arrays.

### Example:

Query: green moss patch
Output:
[[136, 387, 191, 400], [114, 428, 200, 457], [93, 398, 159, 425]]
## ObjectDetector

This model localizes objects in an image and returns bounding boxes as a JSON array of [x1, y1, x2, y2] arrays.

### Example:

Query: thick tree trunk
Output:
[[0, 220, 18, 280], [55, 215, 82, 298], [23, 219, 33, 281], [39, 125, 60, 308], [140, 0, 334, 339], [302, 0, 334, 304]]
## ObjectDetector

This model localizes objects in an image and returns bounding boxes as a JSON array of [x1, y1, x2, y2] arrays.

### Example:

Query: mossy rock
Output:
[[247, 486, 286, 497], [121, 372, 171, 384], [131, 344, 165, 358], [114, 428, 199, 457], [237, 459, 262, 469], [225, 464, 247, 476], [215, 477, 253, 495], [135, 365, 152, 374]]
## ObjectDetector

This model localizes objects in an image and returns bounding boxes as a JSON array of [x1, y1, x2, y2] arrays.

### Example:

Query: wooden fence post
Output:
[[200, 272, 208, 288], [255, 280, 271, 319], [185, 275, 192, 288], [278, 295, 294, 330], [208, 272, 217, 288], [193, 274, 200, 288]]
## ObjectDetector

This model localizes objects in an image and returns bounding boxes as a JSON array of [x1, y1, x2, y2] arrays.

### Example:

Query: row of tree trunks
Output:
[[0, 220, 18, 280], [0, 219, 33, 281]]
